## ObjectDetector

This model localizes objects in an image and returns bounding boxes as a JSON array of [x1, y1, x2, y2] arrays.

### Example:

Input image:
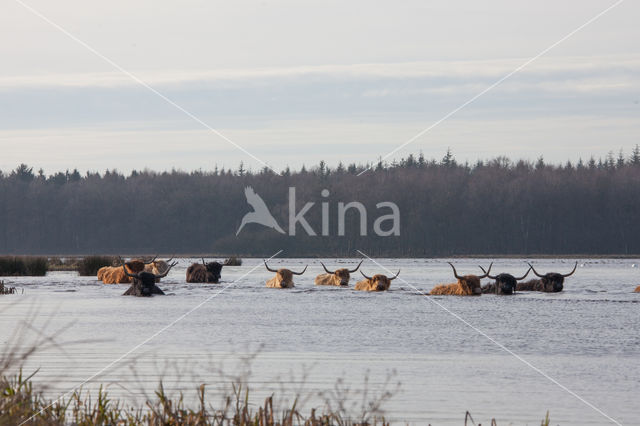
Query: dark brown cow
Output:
[[516, 262, 577, 292], [186, 258, 223, 283]]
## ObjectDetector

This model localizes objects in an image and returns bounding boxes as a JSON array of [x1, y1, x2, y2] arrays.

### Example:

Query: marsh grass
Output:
[[76, 256, 118, 276], [224, 256, 243, 266], [0, 256, 47, 276]]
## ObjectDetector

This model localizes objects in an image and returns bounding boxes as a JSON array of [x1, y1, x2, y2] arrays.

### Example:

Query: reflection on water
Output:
[[1, 258, 639, 425]]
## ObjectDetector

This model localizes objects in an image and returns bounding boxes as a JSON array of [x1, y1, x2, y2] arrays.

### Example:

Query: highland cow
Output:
[[516, 262, 577, 293], [354, 270, 399, 292], [144, 256, 174, 282], [481, 266, 531, 295], [315, 260, 363, 286], [99, 259, 149, 284], [121, 261, 177, 297], [186, 258, 223, 283], [635, 285, 640, 293], [429, 262, 492, 296], [264, 261, 307, 288]]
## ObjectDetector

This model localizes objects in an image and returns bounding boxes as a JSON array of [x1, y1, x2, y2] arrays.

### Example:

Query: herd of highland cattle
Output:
[[89, 255, 630, 297]]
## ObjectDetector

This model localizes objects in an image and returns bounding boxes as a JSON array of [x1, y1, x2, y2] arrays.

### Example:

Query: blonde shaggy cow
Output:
[[354, 270, 399, 292], [98, 257, 159, 284], [264, 261, 307, 288], [315, 260, 363, 287], [429, 262, 492, 296]]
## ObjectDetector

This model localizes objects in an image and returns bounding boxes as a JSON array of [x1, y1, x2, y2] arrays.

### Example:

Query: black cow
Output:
[[516, 262, 577, 293], [121, 261, 176, 296], [480, 266, 531, 295]]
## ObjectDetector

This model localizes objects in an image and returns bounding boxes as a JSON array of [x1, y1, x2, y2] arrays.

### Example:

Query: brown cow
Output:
[[99, 257, 156, 284], [635, 285, 640, 293], [264, 261, 307, 288], [354, 270, 399, 292], [516, 262, 577, 293], [315, 260, 363, 286], [186, 259, 223, 283], [430, 262, 492, 296], [144, 256, 174, 282]]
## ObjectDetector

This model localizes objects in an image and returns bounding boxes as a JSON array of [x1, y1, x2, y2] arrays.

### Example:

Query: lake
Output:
[[1, 258, 638, 425]]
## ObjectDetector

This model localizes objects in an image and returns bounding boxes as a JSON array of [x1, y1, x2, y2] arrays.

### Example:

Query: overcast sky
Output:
[[1, 0, 638, 174]]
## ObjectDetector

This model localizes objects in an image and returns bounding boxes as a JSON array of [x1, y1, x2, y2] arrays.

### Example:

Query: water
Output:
[[1, 258, 639, 425]]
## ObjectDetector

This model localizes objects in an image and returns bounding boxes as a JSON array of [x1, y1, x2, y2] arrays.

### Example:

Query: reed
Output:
[[0, 256, 47, 276], [76, 256, 118, 276]]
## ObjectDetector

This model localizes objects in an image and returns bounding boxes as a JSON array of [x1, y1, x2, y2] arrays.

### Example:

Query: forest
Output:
[[1, 148, 639, 257]]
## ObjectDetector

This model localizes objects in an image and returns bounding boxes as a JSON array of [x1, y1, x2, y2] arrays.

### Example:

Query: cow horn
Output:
[[349, 260, 364, 273], [360, 270, 372, 280], [389, 270, 400, 281], [264, 260, 278, 273], [448, 262, 463, 280], [321, 262, 335, 274], [202, 258, 206, 266], [121, 263, 139, 279], [478, 262, 493, 279], [292, 265, 308, 276], [513, 266, 532, 281], [528, 263, 544, 278], [562, 262, 578, 278], [154, 261, 178, 279], [165, 256, 175, 263], [479, 265, 497, 280], [144, 255, 158, 265]]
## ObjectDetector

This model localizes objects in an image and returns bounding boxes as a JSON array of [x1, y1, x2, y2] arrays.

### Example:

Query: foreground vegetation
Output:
[[0, 370, 553, 425]]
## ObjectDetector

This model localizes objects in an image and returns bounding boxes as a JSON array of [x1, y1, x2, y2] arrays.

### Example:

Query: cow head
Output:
[[449, 262, 491, 295], [359, 270, 400, 291], [264, 261, 307, 288], [121, 261, 177, 296], [202, 258, 223, 282], [321, 260, 363, 286], [481, 265, 531, 295], [528, 262, 577, 292]]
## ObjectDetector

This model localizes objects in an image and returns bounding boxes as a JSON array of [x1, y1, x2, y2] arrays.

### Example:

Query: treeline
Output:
[[1, 147, 640, 256]]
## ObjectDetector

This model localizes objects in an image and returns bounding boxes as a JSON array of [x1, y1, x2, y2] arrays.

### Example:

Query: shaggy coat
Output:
[[354, 270, 399, 292], [143, 258, 174, 283], [481, 267, 531, 295], [120, 261, 176, 296], [186, 261, 223, 283], [516, 278, 561, 292], [430, 279, 482, 295], [123, 271, 165, 296], [515, 262, 577, 293], [429, 262, 491, 296], [264, 261, 307, 288], [315, 261, 362, 287], [99, 260, 146, 284]]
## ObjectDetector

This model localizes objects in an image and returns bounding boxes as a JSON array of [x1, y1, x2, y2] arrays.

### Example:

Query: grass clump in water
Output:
[[0, 256, 47, 276], [76, 256, 118, 276]]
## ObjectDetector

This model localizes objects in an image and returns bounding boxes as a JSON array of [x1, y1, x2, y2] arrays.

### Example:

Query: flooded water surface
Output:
[[1, 258, 639, 425]]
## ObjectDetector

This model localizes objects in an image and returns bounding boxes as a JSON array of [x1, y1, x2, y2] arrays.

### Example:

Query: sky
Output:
[[0, 0, 639, 174]]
